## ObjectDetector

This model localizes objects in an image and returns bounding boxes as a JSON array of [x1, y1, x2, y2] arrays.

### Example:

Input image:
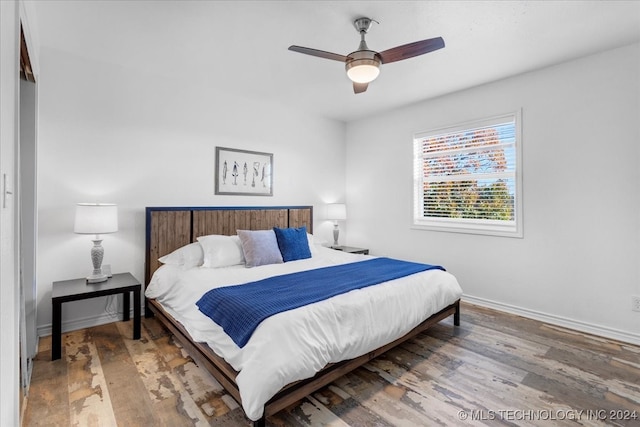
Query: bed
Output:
[[144, 206, 462, 426]]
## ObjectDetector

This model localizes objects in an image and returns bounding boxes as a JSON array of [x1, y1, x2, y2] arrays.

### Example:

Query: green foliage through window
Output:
[[423, 180, 514, 220]]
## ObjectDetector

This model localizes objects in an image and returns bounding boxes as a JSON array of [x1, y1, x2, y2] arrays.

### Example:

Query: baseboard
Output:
[[462, 295, 640, 346], [37, 309, 134, 338], [36, 297, 640, 347]]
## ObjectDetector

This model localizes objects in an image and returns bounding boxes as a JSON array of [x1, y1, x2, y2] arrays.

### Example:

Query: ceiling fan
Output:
[[289, 17, 445, 94]]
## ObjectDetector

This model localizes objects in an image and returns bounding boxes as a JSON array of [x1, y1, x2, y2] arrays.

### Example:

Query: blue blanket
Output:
[[196, 257, 445, 348]]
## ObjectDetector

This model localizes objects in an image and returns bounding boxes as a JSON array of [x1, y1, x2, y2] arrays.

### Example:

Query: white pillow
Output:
[[158, 242, 203, 270], [197, 234, 245, 268], [307, 233, 324, 256], [236, 229, 283, 267]]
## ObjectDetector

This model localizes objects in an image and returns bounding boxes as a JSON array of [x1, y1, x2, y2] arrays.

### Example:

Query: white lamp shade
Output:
[[327, 203, 347, 221], [74, 203, 118, 234]]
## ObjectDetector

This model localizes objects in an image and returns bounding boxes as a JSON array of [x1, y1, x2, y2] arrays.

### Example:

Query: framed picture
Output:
[[215, 147, 273, 196]]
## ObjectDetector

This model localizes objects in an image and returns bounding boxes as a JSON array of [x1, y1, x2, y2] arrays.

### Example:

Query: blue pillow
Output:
[[273, 226, 312, 262]]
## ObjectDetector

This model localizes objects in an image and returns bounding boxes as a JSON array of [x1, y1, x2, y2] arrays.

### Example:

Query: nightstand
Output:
[[51, 272, 141, 360], [331, 245, 369, 255]]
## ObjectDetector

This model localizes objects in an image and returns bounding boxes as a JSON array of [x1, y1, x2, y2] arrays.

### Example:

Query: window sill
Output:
[[411, 220, 523, 238]]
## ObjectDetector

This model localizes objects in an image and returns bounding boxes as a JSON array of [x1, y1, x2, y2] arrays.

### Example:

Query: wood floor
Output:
[[23, 303, 640, 426]]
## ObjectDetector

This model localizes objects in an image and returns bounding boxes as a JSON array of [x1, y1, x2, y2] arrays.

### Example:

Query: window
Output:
[[413, 111, 522, 237]]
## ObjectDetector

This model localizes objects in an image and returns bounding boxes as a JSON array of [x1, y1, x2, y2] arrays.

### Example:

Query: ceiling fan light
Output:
[[346, 59, 380, 84]]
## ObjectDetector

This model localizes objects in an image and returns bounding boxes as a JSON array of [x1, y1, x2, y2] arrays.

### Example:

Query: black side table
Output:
[[51, 272, 141, 360], [330, 245, 370, 255]]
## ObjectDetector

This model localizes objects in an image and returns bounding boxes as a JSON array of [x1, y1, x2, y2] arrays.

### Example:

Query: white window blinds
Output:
[[413, 112, 522, 237]]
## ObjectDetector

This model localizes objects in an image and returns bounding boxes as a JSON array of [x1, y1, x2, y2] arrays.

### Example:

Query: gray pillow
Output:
[[237, 229, 284, 268]]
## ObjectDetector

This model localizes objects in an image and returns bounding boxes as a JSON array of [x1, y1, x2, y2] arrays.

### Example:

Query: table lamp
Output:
[[327, 203, 347, 247], [74, 203, 118, 283]]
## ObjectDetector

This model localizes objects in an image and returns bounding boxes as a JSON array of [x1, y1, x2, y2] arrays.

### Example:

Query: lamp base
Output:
[[87, 238, 108, 284], [86, 273, 108, 284]]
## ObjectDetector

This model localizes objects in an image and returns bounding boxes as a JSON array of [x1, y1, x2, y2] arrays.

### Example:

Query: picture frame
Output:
[[215, 147, 273, 196]]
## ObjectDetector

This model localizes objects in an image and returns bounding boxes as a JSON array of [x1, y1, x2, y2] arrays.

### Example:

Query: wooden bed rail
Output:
[[148, 297, 460, 427]]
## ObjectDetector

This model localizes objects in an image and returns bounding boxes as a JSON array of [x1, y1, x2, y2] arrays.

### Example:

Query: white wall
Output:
[[36, 47, 346, 335], [345, 43, 640, 344]]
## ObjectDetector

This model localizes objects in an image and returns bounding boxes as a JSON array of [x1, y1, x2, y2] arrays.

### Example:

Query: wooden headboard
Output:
[[144, 206, 313, 285]]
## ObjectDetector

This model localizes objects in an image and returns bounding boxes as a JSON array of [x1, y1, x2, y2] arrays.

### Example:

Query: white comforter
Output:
[[145, 246, 463, 421]]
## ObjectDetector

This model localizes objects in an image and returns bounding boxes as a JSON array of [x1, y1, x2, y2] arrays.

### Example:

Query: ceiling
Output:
[[31, 0, 640, 123]]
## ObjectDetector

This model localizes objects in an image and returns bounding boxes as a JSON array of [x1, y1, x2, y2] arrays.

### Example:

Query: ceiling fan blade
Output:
[[353, 82, 368, 94], [288, 45, 348, 62], [378, 37, 445, 64]]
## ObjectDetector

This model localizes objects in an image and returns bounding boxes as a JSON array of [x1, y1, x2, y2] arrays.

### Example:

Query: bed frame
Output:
[[144, 205, 460, 426]]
